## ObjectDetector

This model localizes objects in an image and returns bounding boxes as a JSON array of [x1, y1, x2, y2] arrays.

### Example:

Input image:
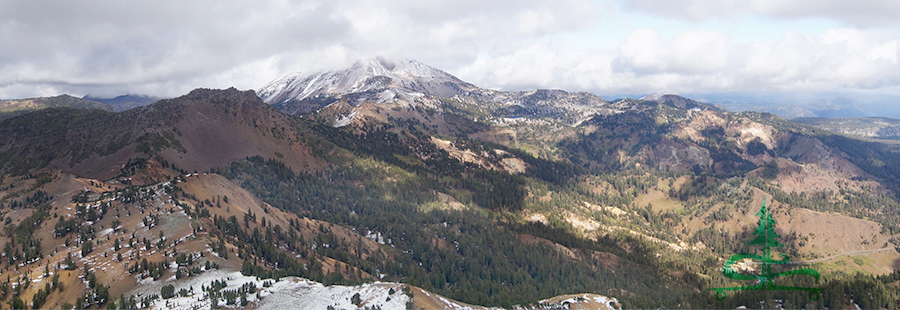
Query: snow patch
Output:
[[333, 110, 359, 128], [137, 270, 411, 310]]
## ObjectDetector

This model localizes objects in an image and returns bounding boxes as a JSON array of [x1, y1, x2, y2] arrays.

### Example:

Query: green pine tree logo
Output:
[[709, 197, 821, 300]]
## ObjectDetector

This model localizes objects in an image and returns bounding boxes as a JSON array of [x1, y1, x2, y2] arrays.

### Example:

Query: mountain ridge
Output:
[[0, 87, 323, 180], [83, 94, 162, 112], [258, 57, 729, 131], [793, 116, 900, 139], [0, 94, 113, 120]]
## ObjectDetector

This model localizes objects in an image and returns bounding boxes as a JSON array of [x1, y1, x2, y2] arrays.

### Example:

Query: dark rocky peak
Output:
[[152, 87, 264, 112]]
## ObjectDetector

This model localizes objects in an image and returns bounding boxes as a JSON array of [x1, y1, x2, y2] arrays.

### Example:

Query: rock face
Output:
[[257, 57, 476, 114]]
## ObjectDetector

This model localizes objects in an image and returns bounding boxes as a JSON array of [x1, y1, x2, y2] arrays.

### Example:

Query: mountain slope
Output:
[[0, 87, 690, 308], [0, 167, 622, 310], [255, 57, 900, 279], [0, 88, 323, 180]]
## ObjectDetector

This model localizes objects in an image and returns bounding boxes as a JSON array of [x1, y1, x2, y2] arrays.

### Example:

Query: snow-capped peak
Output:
[[257, 57, 472, 108]]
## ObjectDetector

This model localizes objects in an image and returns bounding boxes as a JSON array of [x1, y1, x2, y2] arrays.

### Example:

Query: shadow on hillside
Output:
[[892, 251, 900, 270]]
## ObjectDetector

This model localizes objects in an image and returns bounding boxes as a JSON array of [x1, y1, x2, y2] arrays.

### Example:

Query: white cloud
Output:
[[454, 26, 900, 95], [614, 29, 730, 74], [457, 45, 617, 92], [2, 0, 900, 101], [0, 0, 356, 97], [0, 0, 601, 98], [621, 0, 746, 22], [621, 0, 900, 28], [750, 0, 900, 27], [734, 29, 900, 90]]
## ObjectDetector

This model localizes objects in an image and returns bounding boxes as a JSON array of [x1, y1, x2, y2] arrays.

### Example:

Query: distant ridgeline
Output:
[[0, 94, 112, 120]]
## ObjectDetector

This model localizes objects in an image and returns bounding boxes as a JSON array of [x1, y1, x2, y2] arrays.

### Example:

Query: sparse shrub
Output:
[[160, 284, 175, 299], [351, 292, 361, 306], [81, 239, 93, 256], [760, 160, 778, 180]]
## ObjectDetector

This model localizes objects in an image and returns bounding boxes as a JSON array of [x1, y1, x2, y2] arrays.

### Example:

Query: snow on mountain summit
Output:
[[640, 93, 668, 101], [257, 57, 475, 113]]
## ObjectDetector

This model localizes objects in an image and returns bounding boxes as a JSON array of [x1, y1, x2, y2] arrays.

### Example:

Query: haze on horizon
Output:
[[3, 0, 900, 117]]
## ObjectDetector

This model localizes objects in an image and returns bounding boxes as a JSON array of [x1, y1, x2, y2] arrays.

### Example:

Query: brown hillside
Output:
[[0, 88, 326, 180]]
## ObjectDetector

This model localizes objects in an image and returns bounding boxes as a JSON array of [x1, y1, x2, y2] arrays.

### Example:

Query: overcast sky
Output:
[[3, 0, 900, 100]]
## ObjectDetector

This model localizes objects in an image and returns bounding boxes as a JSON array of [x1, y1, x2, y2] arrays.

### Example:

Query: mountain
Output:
[[258, 57, 477, 114], [0, 86, 639, 309], [258, 57, 626, 145], [2, 58, 900, 309], [83, 94, 162, 112], [0, 87, 322, 180], [255, 58, 900, 303], [0, 94, 112, 120]]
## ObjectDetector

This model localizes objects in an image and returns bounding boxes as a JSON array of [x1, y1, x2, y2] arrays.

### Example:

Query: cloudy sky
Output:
[[3, 0, 900, 104]]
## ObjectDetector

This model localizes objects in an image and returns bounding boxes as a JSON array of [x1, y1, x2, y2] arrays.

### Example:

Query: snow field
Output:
[[131, 270, 411, 310]]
